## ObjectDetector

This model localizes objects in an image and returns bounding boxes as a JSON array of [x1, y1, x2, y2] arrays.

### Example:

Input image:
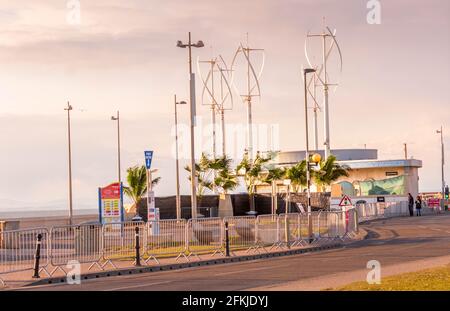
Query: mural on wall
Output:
[[338, 175, 406, 196]]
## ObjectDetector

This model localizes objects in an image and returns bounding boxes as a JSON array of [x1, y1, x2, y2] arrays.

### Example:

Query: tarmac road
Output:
[[19, 214, 450, 291]]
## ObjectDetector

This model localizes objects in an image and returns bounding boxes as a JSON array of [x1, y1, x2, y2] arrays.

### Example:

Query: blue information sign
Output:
[[144, 151, 153, 169]]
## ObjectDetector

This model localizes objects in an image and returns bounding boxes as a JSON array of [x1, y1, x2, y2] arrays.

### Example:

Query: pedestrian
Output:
[[408, 193, 414, 216], [415, 196, 422, 216]]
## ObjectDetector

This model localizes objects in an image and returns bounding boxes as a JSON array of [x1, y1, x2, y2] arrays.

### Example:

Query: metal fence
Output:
[[102, 221, 145, 264], [145, 219, 187, 262], [186, 218, 224, 258], [223, 216, 258, 252], [6, 205, 414, 280], [0, 228, 49, 276], [50, 224, 102, 269]]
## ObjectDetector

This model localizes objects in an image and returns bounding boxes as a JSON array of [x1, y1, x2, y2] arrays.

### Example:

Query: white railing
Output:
[[223, 216, 258, 252], [186, 218, 224, 258], [0, 228, 49, 276], [1, 207, 384, 281], [145, 219, 187, 263]]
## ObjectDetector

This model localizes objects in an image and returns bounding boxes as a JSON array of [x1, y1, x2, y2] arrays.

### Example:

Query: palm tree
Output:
[[184, 152, 214, 198], [123, 165, 161, 209], [210, 155, 238, 194], [236, 151, 272, 211], [285, 160, 307, 193], [312, 155, 350, 192]]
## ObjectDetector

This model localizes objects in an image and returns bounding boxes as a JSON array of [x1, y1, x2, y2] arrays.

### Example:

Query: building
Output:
[[273, 149, 422, 206]]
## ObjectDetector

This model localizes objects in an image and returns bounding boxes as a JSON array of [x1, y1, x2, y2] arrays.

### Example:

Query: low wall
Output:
[[0, 214, 98, 230]]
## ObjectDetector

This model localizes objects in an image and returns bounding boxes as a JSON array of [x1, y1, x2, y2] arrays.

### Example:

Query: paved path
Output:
[[17, 214, 450, 291]]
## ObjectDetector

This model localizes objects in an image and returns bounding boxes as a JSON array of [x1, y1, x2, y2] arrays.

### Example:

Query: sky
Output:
[[0, 0, 449, 211]]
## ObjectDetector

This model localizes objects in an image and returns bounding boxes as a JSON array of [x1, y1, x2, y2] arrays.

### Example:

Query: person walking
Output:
[[415, 196, 422, 216], [408, 193, 414, 216]]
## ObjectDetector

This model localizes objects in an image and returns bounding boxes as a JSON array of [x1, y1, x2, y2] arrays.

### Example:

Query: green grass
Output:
[[335, 264, 450, 291]]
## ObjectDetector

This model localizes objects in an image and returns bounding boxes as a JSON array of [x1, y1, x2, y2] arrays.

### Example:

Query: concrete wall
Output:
[[1, 214, 98, 230]]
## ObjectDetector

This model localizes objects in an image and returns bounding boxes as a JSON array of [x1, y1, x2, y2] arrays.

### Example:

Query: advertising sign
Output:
[[98, 182, 124, 224], [428, 198, 440, 208]]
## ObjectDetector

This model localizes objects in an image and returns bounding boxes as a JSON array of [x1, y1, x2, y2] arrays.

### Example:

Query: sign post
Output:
[[145, 151, 159, 234], [338, 195, 353, 232]]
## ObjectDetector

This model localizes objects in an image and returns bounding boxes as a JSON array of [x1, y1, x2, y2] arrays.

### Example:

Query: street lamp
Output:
[[111, 111, 121, 185], [303, 68, 316, 243], [177, 32, 204, 219], [283, 179, 291, 213], [64, 102, 74, 225], [174, 95, 187, 220], [436, 126, 445, 211]]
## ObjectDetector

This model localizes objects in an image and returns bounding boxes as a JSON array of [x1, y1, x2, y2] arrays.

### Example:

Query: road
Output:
[[19, 214, 450, 291]]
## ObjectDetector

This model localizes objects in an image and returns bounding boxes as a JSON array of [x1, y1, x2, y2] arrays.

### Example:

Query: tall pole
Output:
[[322, 31, 331, 159], [404, 143, 408, 160], [188, 32, 198, 219], [313, 73, 319, 151], [177, 32, 204, 218], [304, 69, 316, 243], [111, 111, 121, 184], [174, 95, 182, 220], [65, 102, 73, 225], [313, 107, 319, 151], [245, 43, 254, 161], [438, 126, 445, 210], [210, 60, 217, 160]]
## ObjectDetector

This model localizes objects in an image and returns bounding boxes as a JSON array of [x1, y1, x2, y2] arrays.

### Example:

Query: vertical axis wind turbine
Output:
[[198, 55, 234, 158], [305, 20, 343, 159], [231, 34, 265, 160]]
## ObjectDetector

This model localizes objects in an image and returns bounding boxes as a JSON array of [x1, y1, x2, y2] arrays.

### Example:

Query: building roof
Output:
[[339, 159, 422, 169], [275, 149, 422, 169]]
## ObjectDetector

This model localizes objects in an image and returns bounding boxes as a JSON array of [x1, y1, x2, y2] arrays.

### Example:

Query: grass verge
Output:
[[336, 264, 450, 291]]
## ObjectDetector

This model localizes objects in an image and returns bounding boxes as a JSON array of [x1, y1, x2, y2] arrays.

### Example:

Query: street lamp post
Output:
[[65, 102, 74, 225], [174, 95, 187, 220], [437, 126, 445, 210], [111, 111, 121, 185], [303, 68, 316, 243], [177, 32, 204, 219]]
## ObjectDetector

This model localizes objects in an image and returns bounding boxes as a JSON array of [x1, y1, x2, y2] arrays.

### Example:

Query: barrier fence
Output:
[[1, 203, 442, 281]]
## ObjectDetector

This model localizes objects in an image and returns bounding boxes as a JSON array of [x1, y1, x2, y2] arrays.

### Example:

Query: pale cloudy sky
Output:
[[0, 0, 449, 210]]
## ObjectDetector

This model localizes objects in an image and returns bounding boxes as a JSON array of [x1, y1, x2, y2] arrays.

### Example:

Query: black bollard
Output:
[[135, 226, 141, 266], [32, 234, 43, 279], [225, 221, 230, 257]]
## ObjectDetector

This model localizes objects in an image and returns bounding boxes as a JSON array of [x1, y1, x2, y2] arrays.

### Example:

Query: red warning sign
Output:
[[339, 195, 353, 207]]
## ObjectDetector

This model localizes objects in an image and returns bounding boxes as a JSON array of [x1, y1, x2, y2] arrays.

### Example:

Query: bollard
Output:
[[32, 234, 43, 279], [225, 221, 230, 257], [135, 226, 141, 267]]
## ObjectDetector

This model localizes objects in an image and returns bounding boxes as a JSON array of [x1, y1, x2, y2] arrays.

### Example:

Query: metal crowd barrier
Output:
[[277, 213, 303, 248], [102, 221, 146, 267], [145, 219, 187, 263], [255, 214, 279, 250], [0, 209, 363, 282], [186, 218, 224, 258], [223, 216, 258, 253], [0, 228, 49, 279]]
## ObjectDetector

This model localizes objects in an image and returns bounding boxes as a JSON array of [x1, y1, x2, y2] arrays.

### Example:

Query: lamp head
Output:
[[311, 153, 322, 163], [178, 101, 187, 105], [194, 40, 204, 48], [303, 68, 316, 75], [176, 40, 186, 48]]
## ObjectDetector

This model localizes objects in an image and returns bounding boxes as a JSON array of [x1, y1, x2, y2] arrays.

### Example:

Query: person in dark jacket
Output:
[[408, 193, 414, 216], [415, 196, 422, 216]]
